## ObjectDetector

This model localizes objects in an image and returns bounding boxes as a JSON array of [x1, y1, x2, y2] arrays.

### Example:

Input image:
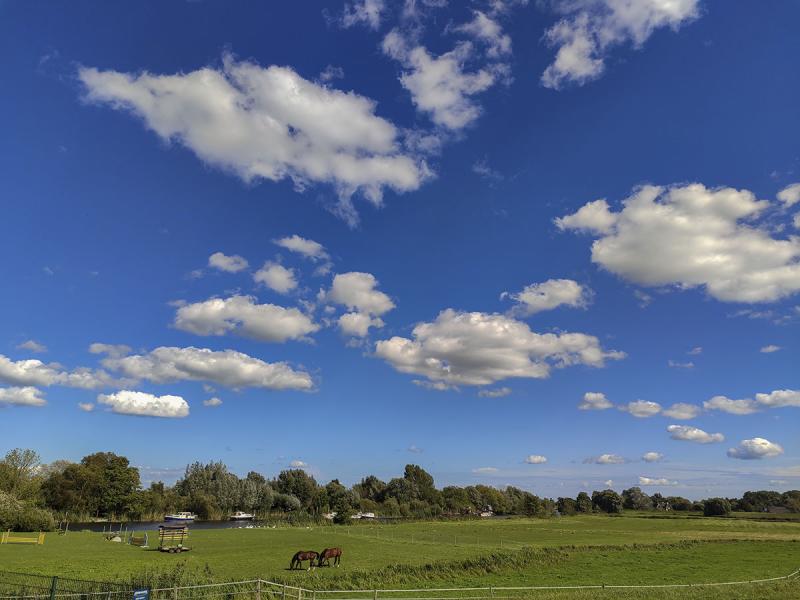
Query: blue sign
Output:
[[133, 590, 149, 600]]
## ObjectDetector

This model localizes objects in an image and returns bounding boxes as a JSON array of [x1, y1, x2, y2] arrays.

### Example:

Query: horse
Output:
[[289, 550, 319, 570], [318, 547, 343, 567]]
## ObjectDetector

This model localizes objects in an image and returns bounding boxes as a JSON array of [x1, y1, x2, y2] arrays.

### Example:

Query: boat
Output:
[[164, 512, 197, 522], [229, 511, 255, 521]]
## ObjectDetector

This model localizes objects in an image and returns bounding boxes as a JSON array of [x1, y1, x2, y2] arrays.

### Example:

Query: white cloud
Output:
[[407, 444, 423, 454], [557, 184, 800, 303], [578, 391, 613, 410], [554, 199, 617, 234], [0, 355, 119, 390], [604, 479, 614, 487], [0, 386, 46, 407], [89, 343, 132, 358], [667, 425, 724, 444], [102, 346, 313, 391], [79, 55, 427, 226], [703, 395, 759, 415], [662, 403, 701, 420], [16, 340, 47, 353], [375, 309, 624, 387], [412, 379, 457, 391], [585, 453, 626, 464], [203, 397, 223, 407], [755, 389, 800, 408], [208, 252, 249, 273], [98, 390, 189, 418], [794, 214, 800, 230], [541, 0, 700, 90], [668, 360, 694, 369], [472, 466, 499, 474], [341, 0, 385, 30], [642, 451, 663, 463], [777, 183, 800, 207], [760, 345, 781, 353], [503, 278, 591, 316], [327, 272, 395, 315], [452, 10, 512, 58], [289, 459, 308, 468], [77, 402, 94, 412], [687, 346, 703, 355], [524, 454, 547, 464], [174, 295, 318, 342], [638, 476, 677, 486], [253, 262, 298, 294], [382, 30, 507, 130], [727, 438, 784, 460], [338, 312, 385, 337], [274, 234, 330, 262], [478, 386, 512, 398], [620, 399, 661, 418]]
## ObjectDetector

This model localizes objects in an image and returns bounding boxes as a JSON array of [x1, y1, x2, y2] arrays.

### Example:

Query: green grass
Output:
[[1, 515, 798, 598]]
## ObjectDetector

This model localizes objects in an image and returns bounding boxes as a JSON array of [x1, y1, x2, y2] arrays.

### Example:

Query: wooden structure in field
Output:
[[158, 525, 190, 553], [1, 531, 45, 545]]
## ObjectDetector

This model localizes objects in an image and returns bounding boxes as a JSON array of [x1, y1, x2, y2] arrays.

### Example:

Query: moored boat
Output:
[[229, 511, 254, 521], [164, 511, 197, 522]]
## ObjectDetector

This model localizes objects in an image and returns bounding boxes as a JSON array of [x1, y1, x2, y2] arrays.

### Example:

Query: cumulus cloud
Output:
[[777, 183, 800, 207], [16, 340, 47, 353], [274, 234, 330, 262], [98, 390, 189, 418], [203, 397, 223, 407], [727, 437, 784, 460], [760, 345, 781, 353], [174, 295, 318, 342], [338, 312, 385, 337], [78, 55, 427, 226], [754, 389, 800, 408], [289, 459, 308, 468], [662, 403, 701, 420], [642, 452, 663, 463], [578, 391, 613, 410], [703, 395, 759, 415], [0, 355, 119, 390], [555, 199, 617, 234], [478, 387, 512, 398], [77, 402, 94, 412], [620, 399, 661, 418], [382, 30, 507, 130], [667, 425, 724, 444], [638, 476, 677, 486], [89, 343, 132, 358], [375, 309, 624, 387], [584, 453, 626, 464], [327, 272, 395, 315], [102, 346, 313, 391], [524, 454, 547, 464], [253, 262, 298, 294], [0, 386, 46, 407], [502, 278, 591, 316], [557, 184, 800, 303], [541, 0, 700, 90], [208, 252, 249, 273], [452, 10, 512, 58], [341, 0, 384, 29]]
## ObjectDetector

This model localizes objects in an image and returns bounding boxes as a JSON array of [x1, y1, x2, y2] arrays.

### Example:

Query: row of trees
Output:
[[1, 448, 798, 530]]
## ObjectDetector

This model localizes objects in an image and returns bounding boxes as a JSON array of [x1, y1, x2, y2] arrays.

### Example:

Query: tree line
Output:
[[0, 448, 797, 531]]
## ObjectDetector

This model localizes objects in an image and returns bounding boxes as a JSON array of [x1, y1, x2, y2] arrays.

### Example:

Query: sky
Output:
[[0, 0, 798, 500]]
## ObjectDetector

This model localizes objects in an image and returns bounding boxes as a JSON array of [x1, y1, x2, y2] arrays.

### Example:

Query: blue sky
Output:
[[0, 0, 798, 499]]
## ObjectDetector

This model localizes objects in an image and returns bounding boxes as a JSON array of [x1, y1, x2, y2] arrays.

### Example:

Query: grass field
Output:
[[1, 514, 798, 598]]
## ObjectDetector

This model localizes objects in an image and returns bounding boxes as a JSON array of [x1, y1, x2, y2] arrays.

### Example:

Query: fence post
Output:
[[281, 585, 286, 600], [48, 576, 58, 600], [489, 586, 494, 598], [373, 590, 378, 600], [256, 580, 262, 600], [173, 585, 178, 600]]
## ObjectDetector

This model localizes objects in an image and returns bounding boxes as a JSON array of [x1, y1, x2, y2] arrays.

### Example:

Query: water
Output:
[[68, 520, 270, 532]]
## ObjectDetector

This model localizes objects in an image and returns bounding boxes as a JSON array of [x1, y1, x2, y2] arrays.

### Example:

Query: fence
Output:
[[2, 569, 799, 600]]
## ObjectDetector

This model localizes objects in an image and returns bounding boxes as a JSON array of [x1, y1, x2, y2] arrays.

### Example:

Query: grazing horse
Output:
[[318, 547, 343, 567], [290, 550, 319, 570]]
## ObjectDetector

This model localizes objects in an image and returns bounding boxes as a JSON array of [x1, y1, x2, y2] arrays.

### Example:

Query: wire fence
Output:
[[1, 569, 798, 600]]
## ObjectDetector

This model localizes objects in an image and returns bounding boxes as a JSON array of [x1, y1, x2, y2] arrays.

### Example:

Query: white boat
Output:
[[229, 511, 255, 521], [164, 511, 197, 522]]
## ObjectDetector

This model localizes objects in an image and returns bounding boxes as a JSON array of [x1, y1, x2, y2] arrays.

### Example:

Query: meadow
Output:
[[1, 514, 798, 599]]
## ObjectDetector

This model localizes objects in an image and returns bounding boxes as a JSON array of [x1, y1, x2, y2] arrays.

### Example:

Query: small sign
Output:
[[133, 589, 149, 600]]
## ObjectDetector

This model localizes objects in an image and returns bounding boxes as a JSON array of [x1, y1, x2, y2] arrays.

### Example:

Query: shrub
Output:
[[0, 491, 55, 531], [703, 497, 732, 517]]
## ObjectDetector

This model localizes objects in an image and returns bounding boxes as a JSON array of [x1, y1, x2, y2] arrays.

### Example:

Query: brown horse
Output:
[[289, 550, 319, 570], [318, 547, 342, 567]]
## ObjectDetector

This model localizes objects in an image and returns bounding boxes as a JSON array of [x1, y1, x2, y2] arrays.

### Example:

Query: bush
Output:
[[703, 497, 732, 517], [0, 491, 55, 531]]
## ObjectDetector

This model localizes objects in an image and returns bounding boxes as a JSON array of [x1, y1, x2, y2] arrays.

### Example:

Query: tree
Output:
[[575, 492, 593, 513], [557, 497, 577, 515], [353, 475, 386, 502], [703, 497, 732, 517], [592, 489, 623, 514], [622, 487, 652, 510], [442, 486, 472, 514], [274, 469, 318, 510], [0, 449, 42, 502], [739, 490, 783, 512]]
